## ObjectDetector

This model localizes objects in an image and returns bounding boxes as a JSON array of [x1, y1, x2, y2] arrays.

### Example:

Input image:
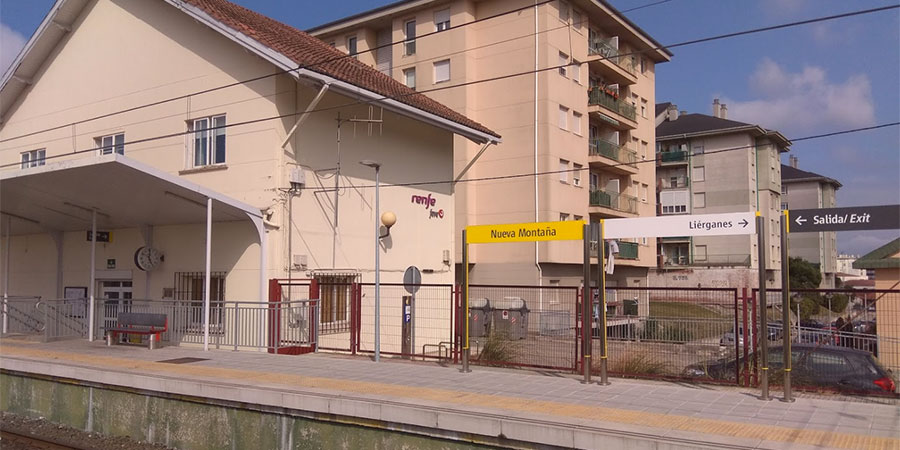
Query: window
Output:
[[692, 166, 705, 182], [574, 215, 583, 222], [315, 274, 356, 328], [347, 36, 358, 57], [660, 190, 688, 214], [558, 105, 568, 129], [589, 172, 599, 190], [640, 58, 646, 73], [559, 159, 569, 183], [558, 0, 570, 22], [695, 245, 708, 261], [190, 115, 226, 167], [781, 185, 788, 195], [404, 20, 416, 55], [571, 60, 580, 83], [572, 10, 583, 29], [781, 202, 788, 210], [404, 68, 416, 89], [640, 98, 648, 118], [640, 183, 648, 202], [558, 51, 568, 77], [20, 149, 46, 168], [98, 133, 125, 155], [694, 192, 706, 208], [434, 59, 450, 83], [434, 8, 450, 31], [174, 271, 226, 331], [572, 111, 582, 135], [641, 141, 648, 159], [560, 212, 570, 221], [692, 145, 704, 155], [573, 163, 582, 186]]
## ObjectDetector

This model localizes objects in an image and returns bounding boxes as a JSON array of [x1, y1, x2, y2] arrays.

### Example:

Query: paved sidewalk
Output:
[[1, 337, 898, 449]]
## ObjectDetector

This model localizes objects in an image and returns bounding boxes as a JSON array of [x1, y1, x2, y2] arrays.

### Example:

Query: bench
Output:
[[105, 312, 167, 349]]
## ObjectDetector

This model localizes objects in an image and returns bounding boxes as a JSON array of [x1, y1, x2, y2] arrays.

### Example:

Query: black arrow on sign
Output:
[[739, 219, 749, 228]]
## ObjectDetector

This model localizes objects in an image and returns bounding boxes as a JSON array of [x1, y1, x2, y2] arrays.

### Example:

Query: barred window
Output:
[[174, 271, 226, 331]]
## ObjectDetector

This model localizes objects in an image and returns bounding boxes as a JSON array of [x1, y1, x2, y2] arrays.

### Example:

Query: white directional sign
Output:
[[604, 212, 756, 239]]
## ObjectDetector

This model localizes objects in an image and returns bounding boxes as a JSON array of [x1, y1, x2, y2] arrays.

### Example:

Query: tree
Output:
[[789, 257, 821, 289]]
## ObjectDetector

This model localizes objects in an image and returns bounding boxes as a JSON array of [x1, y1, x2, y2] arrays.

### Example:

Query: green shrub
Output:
[[476, 331, 514, 365], [825, 294, 849, 313], [640, 319, 695, 342], [606, 352, 667, 375]]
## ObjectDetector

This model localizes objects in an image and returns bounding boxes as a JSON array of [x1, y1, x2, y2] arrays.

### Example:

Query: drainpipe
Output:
[[2, 217, 9, 333], [534, 0, 543, 296]]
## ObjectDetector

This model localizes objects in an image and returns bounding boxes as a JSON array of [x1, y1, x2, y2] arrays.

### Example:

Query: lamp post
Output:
[[360, 160, 389, 362]]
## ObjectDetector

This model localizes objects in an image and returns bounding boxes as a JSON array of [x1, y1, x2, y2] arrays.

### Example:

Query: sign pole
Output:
[[582, 224, 592, 384], [781, 210, 793, 402], [598, 220, 609, 385], [461, 229, 471, 373], [756, 212, 770, 401]]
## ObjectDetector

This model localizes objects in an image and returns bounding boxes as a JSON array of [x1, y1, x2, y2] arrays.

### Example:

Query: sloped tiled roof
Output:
[[657, 113, 756, 137], [853, 238, 900, 270], [782, 164, 842, 188], [181, 0, 499, 141], [655, 102, 671, 117]]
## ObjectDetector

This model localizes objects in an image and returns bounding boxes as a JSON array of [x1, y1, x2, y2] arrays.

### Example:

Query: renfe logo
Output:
[[411, 194, 444, 219]]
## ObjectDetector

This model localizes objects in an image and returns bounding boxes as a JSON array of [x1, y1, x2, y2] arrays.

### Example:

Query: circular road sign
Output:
[[403, 266, 422, 294]]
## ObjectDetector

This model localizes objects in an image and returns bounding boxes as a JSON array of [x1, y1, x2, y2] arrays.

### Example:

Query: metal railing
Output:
[[659, 151, 687, 163], [589, 139, 638, 166], [589, 189, 639, 214], [587, 38, 636, 75], [693, 254, 752, 267], [588, 89, 637, 121], [617, 241, 639, 260], [659, 176, 690, 189]]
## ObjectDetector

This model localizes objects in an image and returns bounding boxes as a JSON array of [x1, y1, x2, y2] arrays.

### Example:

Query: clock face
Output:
[[134, 246, 163, 271]]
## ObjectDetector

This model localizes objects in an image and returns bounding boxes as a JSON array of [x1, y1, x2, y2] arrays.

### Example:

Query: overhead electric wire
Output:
[[0, 0, 556, 144], [620, 0, 674, 14], [306, 122, 900, 193], [1, 4, 897, 169]]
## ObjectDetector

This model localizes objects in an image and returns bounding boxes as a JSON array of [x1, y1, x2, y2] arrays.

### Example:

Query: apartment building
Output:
[[651, 100, 789, 288], [0, 0, 496, 324], [309, 0, 671, 288], [836, 254, 868, 282], [781, 156, 841, 288]]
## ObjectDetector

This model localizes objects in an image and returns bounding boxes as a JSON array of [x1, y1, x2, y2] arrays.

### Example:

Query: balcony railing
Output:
[[658, 151, 687, 163], [589, 139, 638, 166], [589, 189, 638, 214], [587, 39, 636, 75], [617, 241, 639, 260], [692, 254, 752, 267], [588, 89, 637, 121], [659, 176, 690, 189]]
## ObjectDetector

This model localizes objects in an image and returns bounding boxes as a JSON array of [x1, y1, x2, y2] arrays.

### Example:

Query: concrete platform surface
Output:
[[1, 337, 898, 450]]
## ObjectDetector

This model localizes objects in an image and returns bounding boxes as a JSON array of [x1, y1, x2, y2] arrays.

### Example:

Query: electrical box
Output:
[[442, 249, 450, 264], [289, 167, 306, 189]]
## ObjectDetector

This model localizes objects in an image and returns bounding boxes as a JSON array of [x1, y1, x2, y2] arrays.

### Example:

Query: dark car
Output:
[[684, 344, 896, 394]]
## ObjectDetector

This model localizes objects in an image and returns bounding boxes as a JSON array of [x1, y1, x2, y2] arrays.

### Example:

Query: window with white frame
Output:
[[558, 105, 568, 129], [403, 68, 416, 89], [640, 98, 647, 118], [640, 183, 648, 202], [558, 0, 570, 22], [434, 8, 450, 31], [641, 140, 648, 159], [434, 59, 450, 83], [97, 133, 125, 155], [632, 180, 640, 198], [190, 115, 226, 167], [558, 51, 568, 77], [559, 159, 569, 183], [347, 36, 358, 57], [692, 166, 705, 182], [404, 20, 416, 55], [573, 163, 582, 186], [694, 192, 706, 208], [20, 149, 46, 168], [781, 184, 787, 195], [571, 60, 580, 83], [692, 145, 704, 155], [560, 212, 570, 221], [660, 190, 688, 214], [572, 111, 582, 135]]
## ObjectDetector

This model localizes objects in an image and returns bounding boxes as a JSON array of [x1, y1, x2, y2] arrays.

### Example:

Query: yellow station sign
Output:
[[466, 220, 585, 244]]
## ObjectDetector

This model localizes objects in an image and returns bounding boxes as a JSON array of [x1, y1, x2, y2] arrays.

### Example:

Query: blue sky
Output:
[[2, 0, 898, 255]]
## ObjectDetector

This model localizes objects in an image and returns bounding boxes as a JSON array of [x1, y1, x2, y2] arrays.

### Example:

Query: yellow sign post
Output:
[[461, 221, 585, 374]]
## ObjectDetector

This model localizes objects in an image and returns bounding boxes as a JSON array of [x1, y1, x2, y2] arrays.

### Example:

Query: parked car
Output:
[[684, 344, 896, 394], [719, 323, 781, 347]]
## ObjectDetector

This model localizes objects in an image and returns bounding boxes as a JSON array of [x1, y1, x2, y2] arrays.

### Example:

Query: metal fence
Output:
[[753, 288, 899, 396], [3, 297, 90, 341], [467, 284, 579, 371], [595, 287, 742, 384]]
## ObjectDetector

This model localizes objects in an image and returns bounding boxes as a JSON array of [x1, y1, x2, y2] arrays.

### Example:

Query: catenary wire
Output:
[[1, 5, 897, 169], [620, 0, 674, 14]]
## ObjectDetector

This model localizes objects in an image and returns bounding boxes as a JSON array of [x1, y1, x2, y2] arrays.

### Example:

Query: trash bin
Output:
[[468, 298, 491, 338], [491, 297, 529, 340]]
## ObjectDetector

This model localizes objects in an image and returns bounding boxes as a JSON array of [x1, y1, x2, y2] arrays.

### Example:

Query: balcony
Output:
[[589, 139, 639, 174], [589, 189, 638, 215], [691, 254, 752, 267], [588, 88, 637, 124], [658, 176, 689, 189], [658, 150, 687, 165], [617, 241, 639, 260], [587, 38, 637, 85]]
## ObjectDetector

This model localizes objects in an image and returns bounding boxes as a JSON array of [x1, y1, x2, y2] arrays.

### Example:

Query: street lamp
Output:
[[359, 160, 392, 362]]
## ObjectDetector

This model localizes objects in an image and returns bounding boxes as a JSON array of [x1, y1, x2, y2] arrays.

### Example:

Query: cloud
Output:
[[1, 23, 27, 76], [723, 58, 876, 135]]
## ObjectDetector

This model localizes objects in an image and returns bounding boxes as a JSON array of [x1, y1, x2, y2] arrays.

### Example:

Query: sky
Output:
[[1, 0, 898, 255]]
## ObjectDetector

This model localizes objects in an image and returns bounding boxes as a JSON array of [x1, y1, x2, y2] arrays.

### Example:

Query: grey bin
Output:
[[468, 298, 491, 338], [491, 297, 529, 340]]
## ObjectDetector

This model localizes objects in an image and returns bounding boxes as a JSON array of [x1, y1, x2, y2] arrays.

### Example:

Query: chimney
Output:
[[679, 110, 687, 117], [720, 103, 728, 119], [712, 98, 721, 118], [666, 104, 678, 121], [789, 155, 798, 169]]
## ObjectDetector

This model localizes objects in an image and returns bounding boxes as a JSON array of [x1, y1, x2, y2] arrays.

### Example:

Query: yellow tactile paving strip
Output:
[[2, 343, 897, 450]]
